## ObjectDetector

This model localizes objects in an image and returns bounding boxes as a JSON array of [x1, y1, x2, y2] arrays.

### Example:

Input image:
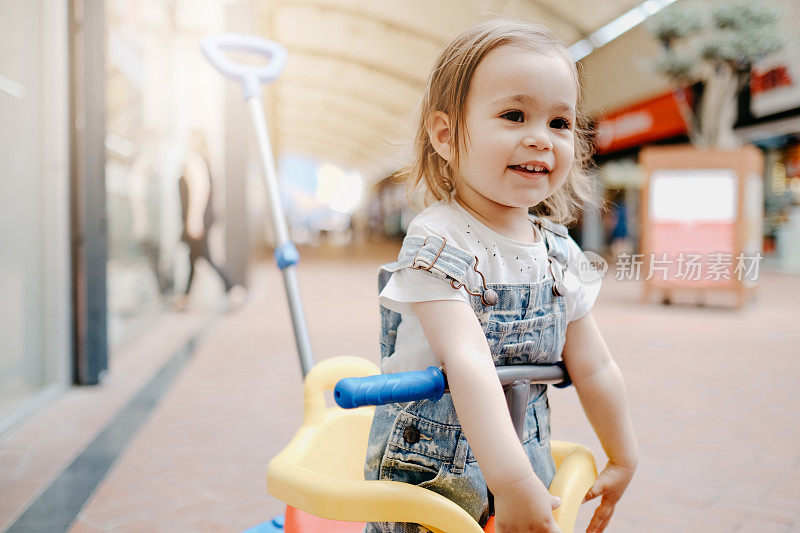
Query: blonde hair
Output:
[[405, 19, 597, 226]]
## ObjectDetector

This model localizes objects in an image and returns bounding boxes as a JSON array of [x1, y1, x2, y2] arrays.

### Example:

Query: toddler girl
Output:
[[364, 19, 638, 533]]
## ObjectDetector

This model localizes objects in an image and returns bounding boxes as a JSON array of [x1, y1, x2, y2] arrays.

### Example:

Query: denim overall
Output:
[[363, 215, 571, 533]]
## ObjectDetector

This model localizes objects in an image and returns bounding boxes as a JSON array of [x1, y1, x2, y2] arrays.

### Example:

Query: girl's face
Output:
[[455, 45, 577, 215]]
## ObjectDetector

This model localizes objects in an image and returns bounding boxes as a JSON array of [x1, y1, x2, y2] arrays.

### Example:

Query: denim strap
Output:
[[530, 215, 569, 267], [385, 234, 476, 286], [377, 236, 476, 361]]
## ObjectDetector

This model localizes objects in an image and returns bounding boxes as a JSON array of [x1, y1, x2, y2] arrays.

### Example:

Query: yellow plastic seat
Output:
[[267, 356, 597, 533]]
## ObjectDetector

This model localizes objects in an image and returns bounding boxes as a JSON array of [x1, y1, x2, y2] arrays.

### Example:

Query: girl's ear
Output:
[[427, 111, 453, 162]]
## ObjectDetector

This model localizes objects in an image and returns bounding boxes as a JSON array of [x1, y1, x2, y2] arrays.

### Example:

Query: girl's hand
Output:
[[493, 474, 563, 533], [582, 461, 636, 533]]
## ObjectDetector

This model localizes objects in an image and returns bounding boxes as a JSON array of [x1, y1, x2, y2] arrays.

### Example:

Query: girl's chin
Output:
[[494, 194, 549, 210]]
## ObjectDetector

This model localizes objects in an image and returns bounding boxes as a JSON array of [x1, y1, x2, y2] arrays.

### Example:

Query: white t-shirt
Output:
[[379, 200, 601, 374]]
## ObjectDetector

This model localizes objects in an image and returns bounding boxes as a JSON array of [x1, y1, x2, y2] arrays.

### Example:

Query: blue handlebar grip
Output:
[[334, 367, 445, 409]]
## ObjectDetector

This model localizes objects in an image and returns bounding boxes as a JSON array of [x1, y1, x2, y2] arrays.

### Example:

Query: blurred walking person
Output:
[[176, 131, 244, 310]]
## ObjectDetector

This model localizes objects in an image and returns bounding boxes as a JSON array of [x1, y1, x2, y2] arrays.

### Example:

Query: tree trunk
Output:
[[672, 86, 702, 146], [716, 67, 741, 149], [700, 63, 741, 149]]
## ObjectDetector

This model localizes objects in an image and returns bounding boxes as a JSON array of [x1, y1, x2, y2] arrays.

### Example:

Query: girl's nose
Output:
[[523, 131, 552, 150]]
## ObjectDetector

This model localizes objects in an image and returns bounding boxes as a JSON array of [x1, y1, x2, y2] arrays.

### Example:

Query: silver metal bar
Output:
[[496, 364, 566, 387], [247, 98, 291, 244], [280, 267, 314, 377], [246, 96, 314, 377], [505, 382, 531, 442]]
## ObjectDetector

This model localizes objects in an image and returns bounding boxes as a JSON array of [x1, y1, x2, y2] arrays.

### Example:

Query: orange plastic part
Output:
[[284, 505, 496, 532], [284, 505, 365, 532]]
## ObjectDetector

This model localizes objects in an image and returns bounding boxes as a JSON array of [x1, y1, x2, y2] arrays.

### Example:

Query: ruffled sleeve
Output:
[[378, 222, 472, 316]]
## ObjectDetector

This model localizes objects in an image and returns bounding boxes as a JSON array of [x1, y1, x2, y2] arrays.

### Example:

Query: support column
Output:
[[69, 0, 107, 384]]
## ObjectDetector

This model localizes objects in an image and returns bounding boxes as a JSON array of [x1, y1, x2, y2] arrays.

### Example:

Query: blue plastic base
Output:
[[242, 514, 284, 532]]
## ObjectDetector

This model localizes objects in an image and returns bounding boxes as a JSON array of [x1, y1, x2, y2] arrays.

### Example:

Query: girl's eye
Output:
[[550, 117, 572, 130], [501, 110, 525, 123]]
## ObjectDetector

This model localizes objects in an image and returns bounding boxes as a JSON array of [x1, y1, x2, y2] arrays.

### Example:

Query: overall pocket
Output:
[[368, 413, 494, 531], [379, 404, 466, 486], [486, 313, 557, 365]]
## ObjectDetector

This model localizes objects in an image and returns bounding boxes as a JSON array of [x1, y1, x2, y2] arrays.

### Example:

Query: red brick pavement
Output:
[[0, 311, 210, 531], [3, 242, 799, 532]]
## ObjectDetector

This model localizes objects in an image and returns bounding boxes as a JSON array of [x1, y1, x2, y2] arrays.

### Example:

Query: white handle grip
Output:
[[200, 33, 288, 99]]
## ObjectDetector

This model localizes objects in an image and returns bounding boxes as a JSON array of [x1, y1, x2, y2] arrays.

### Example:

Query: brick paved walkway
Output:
[[2, 241, 798, 532]]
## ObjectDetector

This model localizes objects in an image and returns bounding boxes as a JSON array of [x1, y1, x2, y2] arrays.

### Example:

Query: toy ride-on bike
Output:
[[267, 357, 597, 533]]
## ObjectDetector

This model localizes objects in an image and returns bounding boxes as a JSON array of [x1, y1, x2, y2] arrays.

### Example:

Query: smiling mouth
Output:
[[508, 164, 549, 176]]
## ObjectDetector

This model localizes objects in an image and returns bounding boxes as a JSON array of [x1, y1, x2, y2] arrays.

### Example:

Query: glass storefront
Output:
[[0, 2, 70, 428], [104, 0, 227, 347], [106, 2, 167, 348], [0, 0, 228, 429]]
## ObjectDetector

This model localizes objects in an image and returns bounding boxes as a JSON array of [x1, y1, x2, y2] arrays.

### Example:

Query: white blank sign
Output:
[[649, 168, 737, 223]]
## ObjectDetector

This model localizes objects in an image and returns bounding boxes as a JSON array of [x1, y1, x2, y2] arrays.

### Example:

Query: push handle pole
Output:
[[246, 97, 315, 378], [201, 34, 315, 377]]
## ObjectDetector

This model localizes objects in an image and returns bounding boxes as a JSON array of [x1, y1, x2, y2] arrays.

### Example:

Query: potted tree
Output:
[[648, 0, 786, 149], [636, 0, 787, 308]]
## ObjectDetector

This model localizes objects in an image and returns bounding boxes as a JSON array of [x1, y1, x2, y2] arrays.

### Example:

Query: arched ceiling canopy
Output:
[[258, 0, 647, 182]]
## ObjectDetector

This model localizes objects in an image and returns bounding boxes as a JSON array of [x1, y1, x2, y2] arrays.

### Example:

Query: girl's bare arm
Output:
[[561, 311, 638, 532], [411, 300, 559, 530], [561, 311, 638, 469]]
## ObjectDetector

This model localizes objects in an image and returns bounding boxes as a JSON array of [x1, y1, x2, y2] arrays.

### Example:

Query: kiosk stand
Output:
[[639, 145, 764, 309]]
